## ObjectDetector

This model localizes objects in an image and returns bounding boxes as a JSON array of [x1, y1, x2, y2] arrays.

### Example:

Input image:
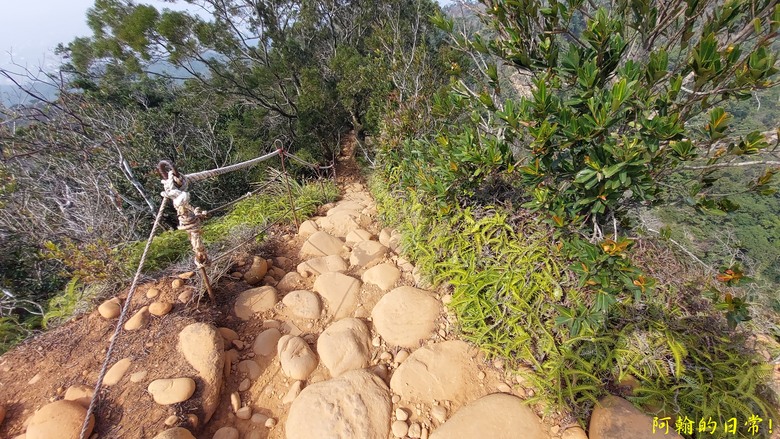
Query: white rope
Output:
[[78, 197, 169, 439], [184, 149, 281, 183]]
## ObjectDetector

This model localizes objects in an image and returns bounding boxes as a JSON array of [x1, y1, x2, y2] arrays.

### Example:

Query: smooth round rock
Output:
[[297, 255, 348, 277], [63, 384, 93, 408], [408, 423, 422, 438], [371, 286, 440, 348], [349, 240, 389, 268], [149, 301, 173, 316], [317, 318, 372, 377], [236, 406, 252, 420], [130, 370, 148, 383], [103, 357, 132, 386], [218, 327, 239, 342], [213, 426, 239, 439], [178, 323, 224, 424], [177, 289, 194, 303], [152, 427, 196, 439], [146, 287, 160, 299], [392, 420, 409, 438], [313, 272, 362, 320], [277, 335, 318, 380], [345, 229, 373, 244], [237, 360, 262, 379], [243, 256, 269, 286], [286, 370, 392, 439], [390, 340, 480, 404], [253, 328, 282, 357], [431, 405, 447, 423], [276, 272, 305, 292], [298, 220, 319, 237], [282, 290, 322, 319], [362, 263, 401, 291], [589, 395, 683, 439], [429, 394, 546, 439], [562, 426, 589, 439], [300, 231, 344, 257], [124, 306, 150, 331], [234, 286, 277, 320], [98, 297, 121, 319], [25, 400, 95, 439], [147, 378, 196, 405]]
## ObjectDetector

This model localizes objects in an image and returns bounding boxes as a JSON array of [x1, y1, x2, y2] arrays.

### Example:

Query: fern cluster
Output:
[[370, 172, 778, 438]]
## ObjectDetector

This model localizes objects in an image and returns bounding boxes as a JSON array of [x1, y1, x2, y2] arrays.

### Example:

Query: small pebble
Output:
[[477, 371, 486, 380], [265, 418, 277, 428], [497, 382, 512, 393], [164, 415, 178, 426], [251, 413, 269, 424], [172, 278, 184, 289], [187, 414, 199, 428], [395, 350, 410, 363], [408, 423, 422, 438], [431, 405, 447, 423], [392, 394, 401, 404], [236, 406, 252, 420], [238, 378, 251, 391], [493, 358, 505, 369], [230, 392, 240, 413], [391, 420, 409, 438], [372, 336, 381, 347], [146, 287, 160, 299], [395, 408, 408, 421], [380, 351, 393, 362]]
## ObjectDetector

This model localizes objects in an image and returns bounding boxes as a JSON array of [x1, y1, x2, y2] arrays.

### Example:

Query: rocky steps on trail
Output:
[[0, 180, 714, 439]]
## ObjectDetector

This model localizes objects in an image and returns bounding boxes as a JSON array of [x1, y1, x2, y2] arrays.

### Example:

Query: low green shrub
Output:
[[370, 172, 778, 438], [126, 178, 338, 273]]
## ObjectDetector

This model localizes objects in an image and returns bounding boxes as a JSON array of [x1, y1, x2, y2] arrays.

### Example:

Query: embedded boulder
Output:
[[349, 240, 388, 268], [277, 335, 319, 380], [147, 378, 196, 405], [300, 231, 344, 258], [282, 290, 322, 319], [243, 256, 269, 285], [178, 323, 224, 423], [313, 272, 362, 320], [317, 318, 372, 377], [25, 400, 95, 439], [589, 395, 682, 439], [362, 263, 401, 291], [286, 369, 392, 439], [430, 394, 548, 439], [371, 286, 440, 347], [297, 255, 348, 277], [390, 340, 481, 403], [234, 286, 277, 320]]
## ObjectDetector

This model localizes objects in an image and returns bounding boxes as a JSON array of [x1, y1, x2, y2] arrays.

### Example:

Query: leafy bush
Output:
[[126, 178, 338, 272], [370, 171, 778, 437]]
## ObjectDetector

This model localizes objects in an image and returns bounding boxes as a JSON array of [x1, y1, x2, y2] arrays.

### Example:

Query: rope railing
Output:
[[78, 141, 335, 438], [184, 148, 282, 183], [79, 198, 170, 439]]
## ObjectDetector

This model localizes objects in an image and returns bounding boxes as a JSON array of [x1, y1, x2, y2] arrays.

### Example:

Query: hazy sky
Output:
[[0, 0, 452, 85]]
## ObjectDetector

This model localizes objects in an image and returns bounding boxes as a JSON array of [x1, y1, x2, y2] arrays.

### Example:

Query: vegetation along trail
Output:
[[1, 0, 780, 438]]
